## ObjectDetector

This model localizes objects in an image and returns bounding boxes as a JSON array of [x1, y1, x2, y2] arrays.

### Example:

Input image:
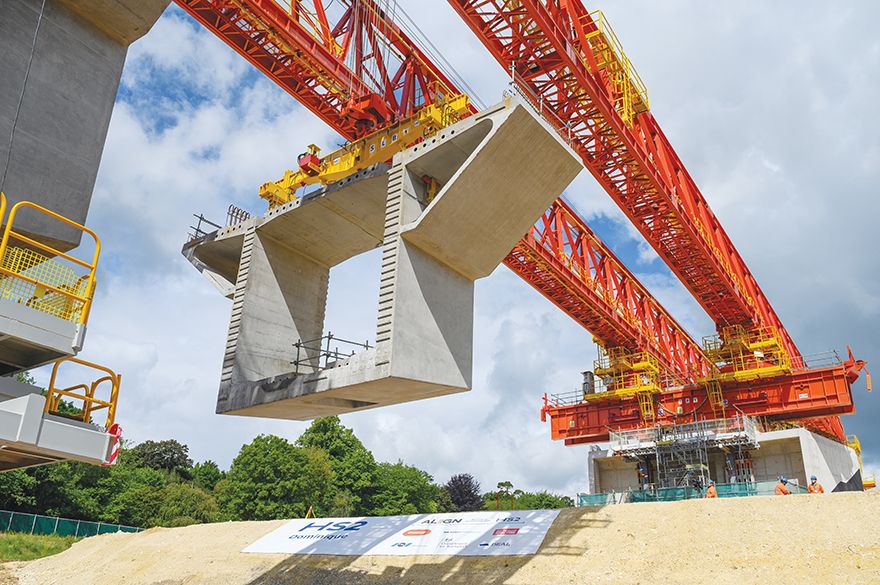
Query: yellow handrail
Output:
[[0, 192, 6, 226], [0, 199, 101, 325], [45, 357, 121, 429]]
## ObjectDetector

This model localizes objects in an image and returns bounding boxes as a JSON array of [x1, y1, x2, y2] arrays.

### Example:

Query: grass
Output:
[[0, 533, 78, 562]]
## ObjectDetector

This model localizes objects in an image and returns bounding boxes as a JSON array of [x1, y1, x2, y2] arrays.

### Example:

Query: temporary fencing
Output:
[[0, 510, 143, 538], [578, 480, 809, 506]]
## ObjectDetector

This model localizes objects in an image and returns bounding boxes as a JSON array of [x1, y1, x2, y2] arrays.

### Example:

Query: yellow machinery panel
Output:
[[702, 325, 792, 384], [586, 346, 662, 421]]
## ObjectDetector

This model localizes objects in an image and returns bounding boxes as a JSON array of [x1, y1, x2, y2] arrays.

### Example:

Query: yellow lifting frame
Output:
[[260, 92, 471, 208], [588, 347, 662, 421], [847, 435, 874, 489]]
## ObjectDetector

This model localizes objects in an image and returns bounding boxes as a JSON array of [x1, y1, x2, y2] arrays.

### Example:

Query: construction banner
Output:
[[243, 510, 560, 556]]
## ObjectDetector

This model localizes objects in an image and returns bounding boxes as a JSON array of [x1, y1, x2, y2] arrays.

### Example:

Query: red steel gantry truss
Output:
[[174, 0, 864, 443]]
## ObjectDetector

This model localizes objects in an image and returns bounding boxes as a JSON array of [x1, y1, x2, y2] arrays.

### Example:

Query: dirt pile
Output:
[[3, 492, 878, 585]]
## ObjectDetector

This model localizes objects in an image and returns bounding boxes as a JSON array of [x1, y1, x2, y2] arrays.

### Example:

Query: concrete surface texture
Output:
[[185, 96, 581, 420], [0, 0, 169, 250], [3, 492, 879, 585]]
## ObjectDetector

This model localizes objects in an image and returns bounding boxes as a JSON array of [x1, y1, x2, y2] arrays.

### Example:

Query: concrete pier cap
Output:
[[184, 95, 581, 420], [0, 0, 170, 251]]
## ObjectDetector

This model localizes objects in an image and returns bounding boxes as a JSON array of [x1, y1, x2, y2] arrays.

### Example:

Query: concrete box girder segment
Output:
[[184, 97, 581, 419]]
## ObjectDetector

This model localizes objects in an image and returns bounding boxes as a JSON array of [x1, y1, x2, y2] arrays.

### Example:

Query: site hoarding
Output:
[[243, 510, 560, 556]]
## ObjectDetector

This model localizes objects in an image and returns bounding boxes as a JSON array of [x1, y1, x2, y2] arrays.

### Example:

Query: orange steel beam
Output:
[[543, 365, 855, 444], [447, 0, 800, 362]]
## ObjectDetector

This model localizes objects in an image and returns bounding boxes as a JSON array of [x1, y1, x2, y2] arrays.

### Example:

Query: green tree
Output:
[[14, 371, 36, 385], [0, 470, 37, 510], [444, 474, 483, 512], [154, 484, 220, 526], [192, 460, 224, 492], [219, 435, 335, 520], [27, 463, 98, 520], [107, 484, 165, 527], [296, 417, 378, 515], [131, 440, 193, 478], [436, 488, 455, 513], [516, 491, 574, 510], [371, 462, 439, 516]]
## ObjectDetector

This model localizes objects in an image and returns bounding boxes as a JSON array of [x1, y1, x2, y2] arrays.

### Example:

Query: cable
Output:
[[390, 0, 486, 108]]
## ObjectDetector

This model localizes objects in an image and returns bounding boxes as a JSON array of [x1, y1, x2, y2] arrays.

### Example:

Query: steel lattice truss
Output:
[[505, 200, 710, 382], [447, 0, 799, 360], [176, 0, 468, 140]]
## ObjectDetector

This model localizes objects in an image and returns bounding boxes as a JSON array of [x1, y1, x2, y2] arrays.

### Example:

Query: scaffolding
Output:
[[609, 415, 760, 489], [654, 423, 711, 488]]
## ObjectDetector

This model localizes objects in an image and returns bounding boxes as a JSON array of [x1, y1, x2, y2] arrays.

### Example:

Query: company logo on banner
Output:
[[243, 510, 560, 557]]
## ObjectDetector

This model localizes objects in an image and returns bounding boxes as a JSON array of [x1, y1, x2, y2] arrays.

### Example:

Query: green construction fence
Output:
[[579, 480, 809, 506], [0, 510, 143, 538]]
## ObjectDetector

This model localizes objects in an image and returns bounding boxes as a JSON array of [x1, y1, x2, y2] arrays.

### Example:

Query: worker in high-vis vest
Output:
[[775, 477, 791, 495], [808, 475, 825, 494], [705, 480, 718, 499]]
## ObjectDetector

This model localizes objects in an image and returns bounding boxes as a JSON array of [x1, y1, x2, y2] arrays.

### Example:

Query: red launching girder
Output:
[[447, 0, 800, 361], [175, 0, 706, 381], [544, 365, 855, 444], [504, 199, 709, 381], [175, 0, 468, 139]]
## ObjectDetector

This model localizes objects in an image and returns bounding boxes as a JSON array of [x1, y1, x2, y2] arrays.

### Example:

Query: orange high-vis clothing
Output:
[[705, 485, 718, 498], [775, 483, 791, 495], [808, 482, 825, 494]]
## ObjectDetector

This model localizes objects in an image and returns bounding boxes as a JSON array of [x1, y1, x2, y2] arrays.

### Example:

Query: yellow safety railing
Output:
[[0, 195, 100, 325], [702, 325, 792, 384], [580, 10, 650, 127], [44, 357, 121, 430], [585, 347, 662, 420]]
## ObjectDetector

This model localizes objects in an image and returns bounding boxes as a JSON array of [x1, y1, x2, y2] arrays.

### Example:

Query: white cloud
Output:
[[33, 1, 879, 496]]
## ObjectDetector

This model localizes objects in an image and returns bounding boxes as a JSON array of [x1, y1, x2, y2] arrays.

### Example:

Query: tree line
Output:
[[0, 416, 572, 528]]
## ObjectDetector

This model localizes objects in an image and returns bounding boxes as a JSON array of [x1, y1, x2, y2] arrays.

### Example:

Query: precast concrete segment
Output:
[[0, 0, 169, 251], [183, 97, 581, 420]]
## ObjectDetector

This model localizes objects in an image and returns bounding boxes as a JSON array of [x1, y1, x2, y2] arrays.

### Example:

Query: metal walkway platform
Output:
[[0, 376, 118, 470]]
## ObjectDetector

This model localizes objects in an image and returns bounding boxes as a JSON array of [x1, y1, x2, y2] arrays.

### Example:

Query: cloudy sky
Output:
[[35, 1, 880, 495]]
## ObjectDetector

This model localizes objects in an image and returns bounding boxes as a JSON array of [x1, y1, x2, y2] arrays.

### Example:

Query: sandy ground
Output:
[[3, 491, 878, 585]]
